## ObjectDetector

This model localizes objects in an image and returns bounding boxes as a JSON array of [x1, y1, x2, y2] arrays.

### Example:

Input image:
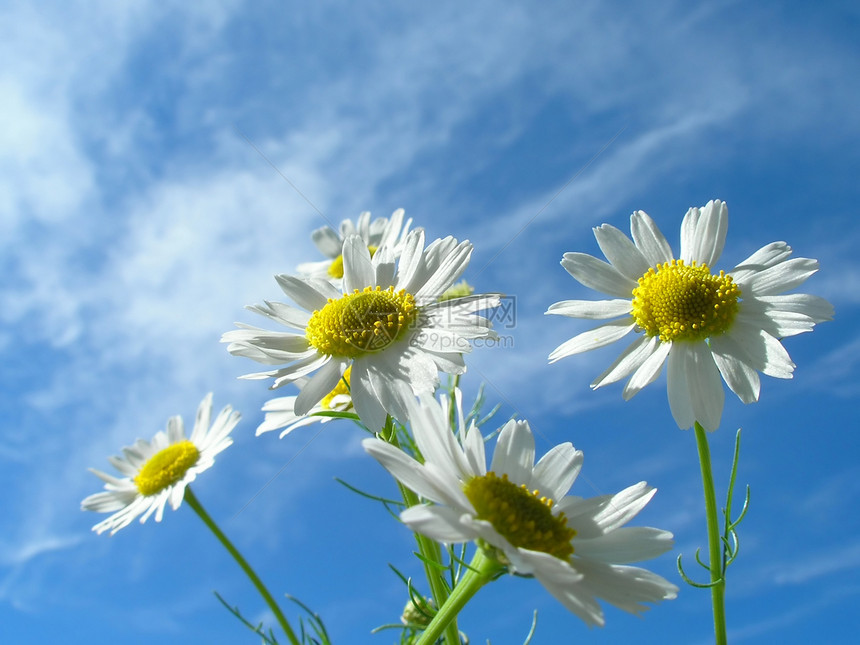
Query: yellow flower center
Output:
[[305, 286, 418, 358], [321, 365, 353, 410], [327, 245, 378, 279], [463, 471, 575, 561], [631, 259, 741, 343], [134, 440, 200, 497]]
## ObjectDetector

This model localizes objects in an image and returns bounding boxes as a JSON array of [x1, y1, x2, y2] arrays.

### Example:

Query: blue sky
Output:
[[2, 1, 859, 643]]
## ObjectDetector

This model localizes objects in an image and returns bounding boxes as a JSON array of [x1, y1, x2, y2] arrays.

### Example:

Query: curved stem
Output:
[[185, 487, 301, 645], [694, 422, 728, 645], [416, 549, 503, 645]]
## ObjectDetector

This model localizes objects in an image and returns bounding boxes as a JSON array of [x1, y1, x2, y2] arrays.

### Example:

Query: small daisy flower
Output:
[[363, 392, 678, 627], [297, 208, 415, 281], [222, 229, 500, 432], [81, 394, 240, 535], [546, 200, 834, 431], [256, 366, 353, 438]]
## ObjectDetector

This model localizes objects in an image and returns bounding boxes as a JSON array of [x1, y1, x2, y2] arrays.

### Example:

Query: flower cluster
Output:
[[82, 203, 830, 642]]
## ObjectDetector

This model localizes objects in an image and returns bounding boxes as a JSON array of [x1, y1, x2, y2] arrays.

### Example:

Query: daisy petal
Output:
[[593, 223, 650, 280], [531, 443, 583, 502], [574, 527, 675, 563], [622, 339, 671, 400], [310, 226, 343, 258], [294, 359, 343, 416], [630, 210, 673, 266], [399, 505, 475, 543], [548, 319, 635, 363], [709, 336, 761, 403], [590, 335, 657, 390], [342, 235, 375, 292], [681, 200, 727, 266], [737, 257, 819, 296], [490, 420, 535, 484], [545, 299, 632, 319], [561, 252, 637, 298]]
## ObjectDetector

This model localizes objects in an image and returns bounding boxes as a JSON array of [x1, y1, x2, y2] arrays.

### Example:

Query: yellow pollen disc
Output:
[[631, 259, 741, 343], [321, 365, 353, 410], [305, 286, 418, 358], [463, 471, 575, 561], [327, 245, 378, 279], [134, 440, 200, 497]]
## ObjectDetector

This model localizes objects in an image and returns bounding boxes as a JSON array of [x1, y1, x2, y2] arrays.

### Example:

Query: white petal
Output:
[[735, 303, 818, 338], [350, 361, 388, 432], [753, 293, 834, 323], [548, 319, 635, 363], [593, 224, 650, 280], [378, 208, 406, 249], [561, 252, 637, 298], [362, 439, 445, 504], [274, 275, 331, 312], [574, 527, 674, 563], [522, 552, 602, 627], [590, 334, 657, 389], [622, 338, 671, 400], [355, 211, 371, 241], [462, 424, 488, 477], [709, 335, 761, 404], [415, 241, 472, 300], [399, 505, 475, 543], [686, 342, 725, 432], [342, 235, 375, 292], [563, 482, 656, 537], [247, 300, 312, 330], [394, 229, 426, 293], [490, 420, 534, 484], [371, 244, 396, 288], [667, 343, 724, 431], [680, 200, 727, 266], [737, 257, 819, 296], [569, 559, 678, 615], [531, 444, 583, 502], [723, 319, 795, 376], [310, 226, 343, 258], [294, 359, 344, 416], [630, 210, 673, 266], [409, 393, 472, 484], [545, 299, 632, 319], [666, 344, 695, 430], [729, 241, 792, 283]]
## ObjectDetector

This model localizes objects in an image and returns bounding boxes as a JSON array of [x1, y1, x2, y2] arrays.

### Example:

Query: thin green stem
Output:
[[416, 549, 504, 645], [185, 487, 301, 645], [693, 422, 728, 645]]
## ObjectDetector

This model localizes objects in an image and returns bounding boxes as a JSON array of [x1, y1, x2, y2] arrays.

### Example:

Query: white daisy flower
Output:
[[256, 366, 353, 438], [363, 392, 678, 627], [296, 208, 415, 281], [546, 200, 834, 431], [222, 229, 500, 432], [81, 394, 240, 535]]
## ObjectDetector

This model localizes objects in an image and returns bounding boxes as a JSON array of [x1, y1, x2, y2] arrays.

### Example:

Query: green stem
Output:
[[185, 487, 301, 645], [694, 422, 728, 645], [416, 549, 503, 645]]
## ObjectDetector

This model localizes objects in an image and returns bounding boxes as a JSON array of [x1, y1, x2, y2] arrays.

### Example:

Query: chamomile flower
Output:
[[223, 229, 500, 432], [547, 200, 833, 431], [363, 392, 678, 627], [297, 208, 415, 281], [256, 366, 353, 438], [81, 394, 240, 535]]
